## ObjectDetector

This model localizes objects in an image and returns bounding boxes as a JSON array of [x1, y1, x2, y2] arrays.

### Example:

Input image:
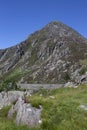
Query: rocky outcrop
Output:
[[0, 91, 24, 109], [64, 82, 78, 88], [74, 71, 87, 84], [8, 97, 42, 127], [80, 105, 87, 110], [16, 97, 42, 127], [64, 82, 75, 88], [0, 90, 42, 127]]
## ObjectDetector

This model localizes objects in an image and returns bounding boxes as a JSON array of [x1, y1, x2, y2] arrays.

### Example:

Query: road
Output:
[[18, 84, 64, 90]]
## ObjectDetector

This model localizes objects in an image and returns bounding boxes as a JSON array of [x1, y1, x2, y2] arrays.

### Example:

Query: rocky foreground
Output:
[[0, 84, 87, 129], [0, 91, 42, 127]]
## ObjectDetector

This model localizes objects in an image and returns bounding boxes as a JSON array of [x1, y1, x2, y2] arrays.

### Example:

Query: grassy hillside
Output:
[[0, 84, 87, 130]]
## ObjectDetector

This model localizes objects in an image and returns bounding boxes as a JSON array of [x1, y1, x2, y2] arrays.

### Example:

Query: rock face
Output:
[[16, 97, 42, 127], [8, 97, 42, 127], [0, 21, 87, 84], [0, 91, 24, 109], [0, 90, 42, 127]]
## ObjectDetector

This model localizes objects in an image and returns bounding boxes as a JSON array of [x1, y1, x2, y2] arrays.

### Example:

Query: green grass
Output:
[[80, 59, 87, 65], [0, 84, 87, 130], [0, 118, 40, 130], [26, 85, 87, 130], [0, 106, 11, 118], [5, 68, 22, 82]]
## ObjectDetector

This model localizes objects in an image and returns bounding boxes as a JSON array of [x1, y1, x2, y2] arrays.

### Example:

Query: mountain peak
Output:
[[44, 20, 70, 29], [38, 20, 84, 41], [0, 21, 87, 84], [44, 20, 66, 30]]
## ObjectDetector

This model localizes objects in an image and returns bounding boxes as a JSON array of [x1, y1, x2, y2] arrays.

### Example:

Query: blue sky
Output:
[[0, 0, 87, 49]]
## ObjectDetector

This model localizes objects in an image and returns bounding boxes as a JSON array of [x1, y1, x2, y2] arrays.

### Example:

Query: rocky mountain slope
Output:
[[0, 21, 87, 85]]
